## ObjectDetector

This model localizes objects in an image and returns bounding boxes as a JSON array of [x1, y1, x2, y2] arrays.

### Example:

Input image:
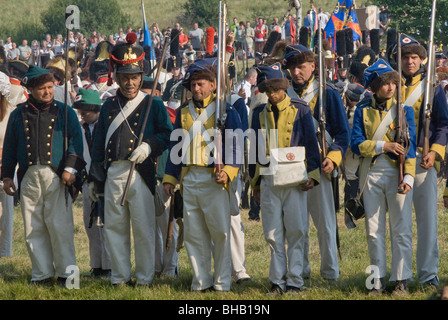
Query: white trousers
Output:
[[304, 175, 339, 280], [230, 174, 250, 281], [182, 167, 232, 291], [20, 165, 76, 280], [0, 189, 14, 257], [81, 182, 111, 270], [260, 176, 309, 290], [104, 160, 156, 285], [155, 180, 179, 277], [413, 153, 439, 282], [363, 155, 413, 281]]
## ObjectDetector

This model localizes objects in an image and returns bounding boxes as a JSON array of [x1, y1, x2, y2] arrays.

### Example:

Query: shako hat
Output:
[[108, 33, 145, 85]]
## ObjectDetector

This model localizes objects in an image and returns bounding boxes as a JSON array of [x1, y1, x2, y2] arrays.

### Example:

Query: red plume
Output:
[[206, 27, 215, 55], [126, 32, 138, 45]]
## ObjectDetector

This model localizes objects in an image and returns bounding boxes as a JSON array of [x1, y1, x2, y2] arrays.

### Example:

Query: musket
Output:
[[215, 0, 228, 175], [318, 21, 342, 260], [395, 32, 406, 193], [422, 0, 437, 159], [120, 35, 170, 206]]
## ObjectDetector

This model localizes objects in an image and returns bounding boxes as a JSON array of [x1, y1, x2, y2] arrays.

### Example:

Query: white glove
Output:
[[88, 182, 99, 202], [129, 142, 151, 164]]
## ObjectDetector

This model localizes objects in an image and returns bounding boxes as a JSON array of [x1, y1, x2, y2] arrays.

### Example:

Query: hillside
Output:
[[0, 0, 367, 42]]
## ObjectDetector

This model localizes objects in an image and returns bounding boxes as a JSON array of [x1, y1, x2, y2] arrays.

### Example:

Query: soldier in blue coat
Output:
[[1, 65, 85, 286], [250, 62, 320, 294], [283, 44, 351, 281]]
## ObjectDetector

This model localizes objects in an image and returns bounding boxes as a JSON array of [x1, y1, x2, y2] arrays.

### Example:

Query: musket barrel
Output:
[[422, 0, 437, 157]]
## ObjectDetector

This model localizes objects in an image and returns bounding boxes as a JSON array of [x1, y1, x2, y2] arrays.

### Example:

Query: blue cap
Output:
[[255, 62, 290, 93], [182, 58, 218, 89], [282, 44, 312, 67], [390, 33, 422, 56], [363, 58, 395, 88]]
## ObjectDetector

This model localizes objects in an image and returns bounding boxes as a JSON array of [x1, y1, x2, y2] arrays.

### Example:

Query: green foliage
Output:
[[367, 0, 448, 45], [40, 0, 131, 38], [181, 0, 220, 29]]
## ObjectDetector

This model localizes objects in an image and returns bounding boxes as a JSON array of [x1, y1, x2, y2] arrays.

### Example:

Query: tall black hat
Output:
[[108, 33, 145, 85]]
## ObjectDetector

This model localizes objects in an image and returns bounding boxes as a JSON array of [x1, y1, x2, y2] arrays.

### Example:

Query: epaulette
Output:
[[290, 98, 309, 108], [326, 82, 337, 90]]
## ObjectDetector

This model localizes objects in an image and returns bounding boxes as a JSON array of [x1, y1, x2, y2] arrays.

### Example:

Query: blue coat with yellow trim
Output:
[[163, 97, 243, 191], [350, 97, 417, 177], [402, 74, 448, 161], [289, 77, 351, 167], [249, 95, 321, 189], [1, 99, 85, 186]]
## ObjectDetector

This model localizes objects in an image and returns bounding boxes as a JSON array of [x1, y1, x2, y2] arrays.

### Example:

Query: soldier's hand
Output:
[[383, 142, 404, 155], [253, 188, 260, 203], [129, 142, 151, 164], [420, 150, 436, 170], [62, 171, 76, 186], [398, 182, 412, 195], [163, 182, 175, 197], [300, 178, 315, 191], [322, 157, 335, 175], [2, 178, 16, 196], [215, 170, 229, 185]]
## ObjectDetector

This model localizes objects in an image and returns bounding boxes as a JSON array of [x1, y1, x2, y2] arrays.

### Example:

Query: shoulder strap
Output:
[[358, 102, 397, 195], [105, 91, 146, 150]]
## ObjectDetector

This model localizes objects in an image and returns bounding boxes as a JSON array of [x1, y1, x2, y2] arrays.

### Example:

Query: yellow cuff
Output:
[[222, 165, 239, 183], [358, 140, 377, 158], [162, 174, 178, 186], [430, 143, 446, 161], [444, 187, 448, 197], [404, 158, 416, 178], [326, 150, 343, 167], [307, 168, 320, 185]]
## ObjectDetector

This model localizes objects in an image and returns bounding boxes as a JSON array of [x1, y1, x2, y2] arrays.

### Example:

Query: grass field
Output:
[[1, 177, 447, 304]]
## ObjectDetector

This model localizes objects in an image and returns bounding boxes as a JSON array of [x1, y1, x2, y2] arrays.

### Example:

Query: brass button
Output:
[[27, 144, 30, 148], [130, 140, 134, 143], [27, 136, 30, 140], [108, 149, 111, 153], [25, 120, 29, 123], [28, 153, 31, 156], [47, 134, 51, 138], [47, 152, 51, 155], [29, 162, 32, 165], [48, 161, 51, 164], [46, 143, 50, 146], [134, 122, 138, 126], [25, 128, 29, 131], [108, 158, 112, 162], [49, 126, 52, 129], [128, 148, 132, 151], [51, 118, 55, 122], [136, 113, 139, 117]]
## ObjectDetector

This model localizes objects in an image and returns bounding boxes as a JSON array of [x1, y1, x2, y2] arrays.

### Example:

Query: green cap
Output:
[[21, 65, 51, 87], [73, 88, 102, 112]]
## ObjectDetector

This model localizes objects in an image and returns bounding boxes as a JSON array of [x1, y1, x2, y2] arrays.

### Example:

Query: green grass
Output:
[[1, 177, 447, 301]]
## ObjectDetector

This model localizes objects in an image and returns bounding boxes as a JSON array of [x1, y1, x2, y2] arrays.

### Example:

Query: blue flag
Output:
[[142, 0, 155, 60]]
